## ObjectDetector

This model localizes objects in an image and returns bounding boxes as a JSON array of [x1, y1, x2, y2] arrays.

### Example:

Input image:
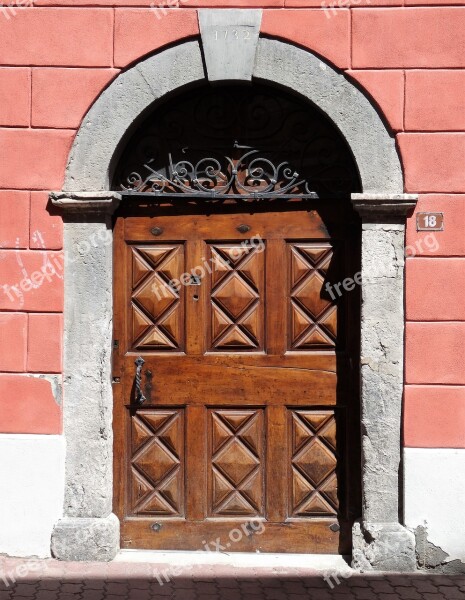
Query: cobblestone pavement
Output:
[[0, 556, 464, 599]]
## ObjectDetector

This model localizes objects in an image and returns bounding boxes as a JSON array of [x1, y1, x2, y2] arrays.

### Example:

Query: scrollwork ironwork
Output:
[[113, 85, 360, 199], [120, 145, 319, 199]]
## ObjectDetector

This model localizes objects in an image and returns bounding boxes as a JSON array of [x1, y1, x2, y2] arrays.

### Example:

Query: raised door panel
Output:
[[288, 242, 339, 351], [130, 245, 185, 352], [130, 408, 185, 517], [208, 242, 265, 352], [289, 409, 338, 518], [208, 409, 265, 517]]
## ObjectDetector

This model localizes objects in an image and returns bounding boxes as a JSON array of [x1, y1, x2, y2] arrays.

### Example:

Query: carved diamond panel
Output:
[[130, 409, 184, 516], [289, 243, 338, 350], [209, 409, 264, 517], [130, 245, 184, 351], [289, 410, 338, 517], [209, 243, 264, 351]]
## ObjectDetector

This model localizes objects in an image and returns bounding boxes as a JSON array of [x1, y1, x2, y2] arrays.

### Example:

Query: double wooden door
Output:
[[113, 200, 360, 553]]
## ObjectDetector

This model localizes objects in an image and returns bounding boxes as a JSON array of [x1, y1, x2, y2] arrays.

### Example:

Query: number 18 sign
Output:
[[416, 212, 444, 231]]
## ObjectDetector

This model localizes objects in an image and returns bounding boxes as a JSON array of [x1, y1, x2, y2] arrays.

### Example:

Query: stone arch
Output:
[[64, 38, 403, 194]]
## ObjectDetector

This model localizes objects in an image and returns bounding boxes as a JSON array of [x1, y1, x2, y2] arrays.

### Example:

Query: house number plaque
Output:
[[416, 212, 444, 231]]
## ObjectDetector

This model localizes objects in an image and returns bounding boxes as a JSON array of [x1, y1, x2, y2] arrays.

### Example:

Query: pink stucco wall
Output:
[[0, 2, 464, 447]]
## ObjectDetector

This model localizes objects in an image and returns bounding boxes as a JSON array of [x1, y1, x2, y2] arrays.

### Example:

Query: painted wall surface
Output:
[[0, 1, 464, 558], [405, 449, 465, 563], [0, 435, 65, 557]]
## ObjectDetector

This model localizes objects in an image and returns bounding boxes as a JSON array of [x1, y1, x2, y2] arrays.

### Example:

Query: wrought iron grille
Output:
[[113, 85, 360, 200]]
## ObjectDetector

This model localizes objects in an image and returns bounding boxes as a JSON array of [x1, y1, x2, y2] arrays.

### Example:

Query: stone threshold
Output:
[[114, 550, 352, 571]]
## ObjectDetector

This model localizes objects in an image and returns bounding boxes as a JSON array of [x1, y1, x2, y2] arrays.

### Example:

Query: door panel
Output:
[[209, 243, 265, 352], [130, 408, 185, 517], [113, 201, 360, 554], [209, 408, 265, 518], [130, 245, 185, 352]]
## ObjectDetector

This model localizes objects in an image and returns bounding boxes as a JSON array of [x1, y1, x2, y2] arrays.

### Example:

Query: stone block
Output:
[[0, 191, 29, 249], [352, 521, 417, 572], [0, 129, 74, 190], [32, 68, 119, 129], [353, 8, 465, 68], [346, 70, 404, 132], [199, 9, 262, 81], [0, 250, 64, 312], [0, 313, 27, 372], [261, 9, 350, 69], [0, 68, 30, 127], [30, 192, 63, 250], [405, 70, 465, 131], [399, 133, 465, 193], [114, 9, 199, 68], [0, 374, 62, 435], [406, 322, 465, 384], [27, 313, 63, 374], [0, 8, 113, 67], [51, 514, 120, 562]]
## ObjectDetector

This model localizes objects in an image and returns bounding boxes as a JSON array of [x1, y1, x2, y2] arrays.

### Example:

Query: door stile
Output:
[[185, 405, 207, 521], [265, 405, 288, 523], [265, 239, 287, 357], [185, 239, 205, 356], [113, 217, 129, 524]]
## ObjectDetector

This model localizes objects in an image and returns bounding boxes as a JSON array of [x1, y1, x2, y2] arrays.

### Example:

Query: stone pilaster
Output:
[[49, 192, 121, 561], [351, 194, 418, 572]]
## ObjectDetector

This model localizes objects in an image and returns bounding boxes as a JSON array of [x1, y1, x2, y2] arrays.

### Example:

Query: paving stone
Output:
[[353, 588, 379, 599], [437, 588, 464, 598], [61, 583, 83, 593], [431, 577, 463, 587], [38, 581, 62, 590], [369, 580, 397, 593], [215, 578, 240, 589], [10, 584, 36, 596], [258, 578, 283, 588], [282, 582, 307, 594], [80, 591, 105, 600], [172, 591, 199, 600], [393, 587, 423, 599], [301, 578, 330, 588], [218, 589, 244, 600], [105, 582, 128, 595], [412, 581, 440, 593], [126, 590, 152, 600], [262, 590, 289, 600], [347, 578, 371, 588]]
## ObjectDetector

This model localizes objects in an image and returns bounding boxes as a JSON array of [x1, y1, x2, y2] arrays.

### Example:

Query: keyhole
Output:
[[193, 294, 199, 301]]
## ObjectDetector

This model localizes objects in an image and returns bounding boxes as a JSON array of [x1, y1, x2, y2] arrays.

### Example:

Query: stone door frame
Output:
[[49, 14, 418, 570]]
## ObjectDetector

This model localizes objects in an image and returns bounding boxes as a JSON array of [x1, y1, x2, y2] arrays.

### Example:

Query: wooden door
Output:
[[113, 199, 360, 554]]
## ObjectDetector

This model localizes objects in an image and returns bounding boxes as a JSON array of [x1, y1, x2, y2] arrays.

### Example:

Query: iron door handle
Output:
[[134, 356, 146, 405]]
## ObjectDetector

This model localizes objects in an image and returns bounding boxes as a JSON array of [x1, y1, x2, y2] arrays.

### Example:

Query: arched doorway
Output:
[[111, 84, 362, 553], [50, 32, 417, 570]]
